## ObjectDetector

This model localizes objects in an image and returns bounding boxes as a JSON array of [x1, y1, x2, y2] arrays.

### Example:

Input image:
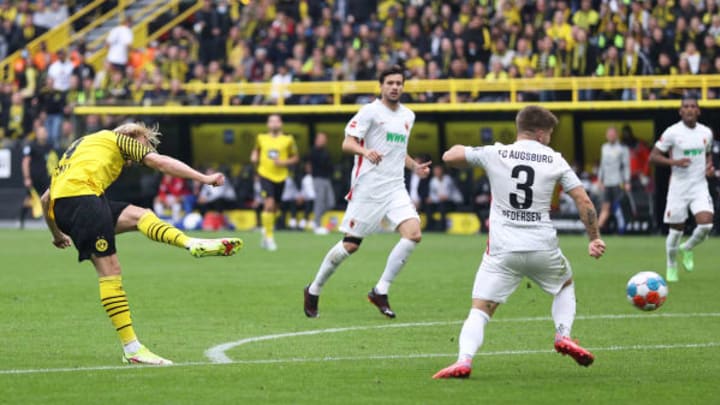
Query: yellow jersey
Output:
[[50, 130, 154, 201], [254, 133, 298, 183]]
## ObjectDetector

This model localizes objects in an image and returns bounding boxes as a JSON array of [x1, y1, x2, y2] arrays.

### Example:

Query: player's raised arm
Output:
[[567, 186, 605, 258], [442, 145, 469, 167], [143, 153, 223, 186]]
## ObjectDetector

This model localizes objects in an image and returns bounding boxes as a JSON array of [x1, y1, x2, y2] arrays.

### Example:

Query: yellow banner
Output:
[[191, 123, 309, 167]]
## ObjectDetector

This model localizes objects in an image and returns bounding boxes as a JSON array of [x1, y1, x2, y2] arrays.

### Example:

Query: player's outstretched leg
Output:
[[188, 238, 244, 258], [137, 210, 243, 257]]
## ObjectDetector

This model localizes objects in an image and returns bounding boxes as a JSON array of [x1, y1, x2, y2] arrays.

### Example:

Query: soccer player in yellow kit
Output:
[[250, 114, 299, 251], [41, 122, 243, 365]]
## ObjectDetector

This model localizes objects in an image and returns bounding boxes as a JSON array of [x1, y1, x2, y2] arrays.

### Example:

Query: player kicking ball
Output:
[[433, 106, 605, 379], [41, 122, 243, 365]]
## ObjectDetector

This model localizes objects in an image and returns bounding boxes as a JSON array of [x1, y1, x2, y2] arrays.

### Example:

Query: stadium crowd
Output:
[[5, 0, 720, 232], [3, 0, 720, 146]]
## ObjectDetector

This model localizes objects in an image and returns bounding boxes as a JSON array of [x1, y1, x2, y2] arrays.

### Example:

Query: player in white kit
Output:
[[650, 96, 715, 282], [433, 106, 606, 379], [303, 65, 431, 318]]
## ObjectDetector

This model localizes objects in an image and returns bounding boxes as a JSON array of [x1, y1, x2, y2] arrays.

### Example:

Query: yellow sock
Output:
[[138, 211, 190, 248], [99, 275, 137, 346], [261, 211, 275, 239]]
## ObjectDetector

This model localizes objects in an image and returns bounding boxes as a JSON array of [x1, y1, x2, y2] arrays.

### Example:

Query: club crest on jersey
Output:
[[404, 121, 409, 131]]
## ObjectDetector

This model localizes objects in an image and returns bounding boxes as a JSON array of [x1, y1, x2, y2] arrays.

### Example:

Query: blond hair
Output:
[[113, 122, 162, 149]]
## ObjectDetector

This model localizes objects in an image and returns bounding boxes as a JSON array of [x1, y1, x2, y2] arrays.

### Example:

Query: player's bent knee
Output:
[[342, 236, 362, 253], [560, 278, 574, 289]]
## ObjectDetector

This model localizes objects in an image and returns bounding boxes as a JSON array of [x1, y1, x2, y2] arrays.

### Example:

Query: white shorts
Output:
[[339, 188, 419, 238], [472, 249, 573, 303], [663, 190, 714, 224]]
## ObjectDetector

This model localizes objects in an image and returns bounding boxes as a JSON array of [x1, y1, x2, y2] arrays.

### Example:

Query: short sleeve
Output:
[[654, 128, 673, 152], [345, 105, 372, 139], [558, 157, 583, 192], [116, 134, 153, 163], [464, 146, 490, 168]]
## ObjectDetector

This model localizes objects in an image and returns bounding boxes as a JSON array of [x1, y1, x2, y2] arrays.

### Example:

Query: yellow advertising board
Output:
[[191, 123, 310, 167]]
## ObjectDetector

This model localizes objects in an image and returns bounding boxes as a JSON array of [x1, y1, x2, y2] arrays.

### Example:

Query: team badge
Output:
[[404, 121, 409, 131], [96, 237, 109, 252]]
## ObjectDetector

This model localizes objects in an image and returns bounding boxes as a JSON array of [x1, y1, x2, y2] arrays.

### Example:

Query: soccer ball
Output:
[[626, 271, 668, 311]]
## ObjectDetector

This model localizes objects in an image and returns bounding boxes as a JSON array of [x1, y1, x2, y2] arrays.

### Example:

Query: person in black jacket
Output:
[[309, 132, 335, 234]]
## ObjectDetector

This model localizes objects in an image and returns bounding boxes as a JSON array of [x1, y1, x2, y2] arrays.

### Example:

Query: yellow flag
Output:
[[29, 188, 43, 218]]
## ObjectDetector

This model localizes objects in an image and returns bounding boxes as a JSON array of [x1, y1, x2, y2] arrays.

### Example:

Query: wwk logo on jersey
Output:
[[386, 132, 407, 144], [683, 148, 704, 156]]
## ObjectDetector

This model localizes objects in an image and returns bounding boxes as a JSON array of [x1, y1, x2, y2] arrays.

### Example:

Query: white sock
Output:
[[124, 339, 142, 354], [458, 308, 490, 362], [308, 241, 350, 295], [681, 224, 712, 250], [552, 283, 576, 338], [375, 238, 417, 295], [666, 228, 683, 267]]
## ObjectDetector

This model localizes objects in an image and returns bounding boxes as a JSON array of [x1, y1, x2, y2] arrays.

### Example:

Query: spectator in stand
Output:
[[426, 165, 454, 232], [106, 17, 133, 71], [38, 77, 65, 149], [196, 168, 237, 231], [621, 124, 652, 190], [47, 49, 73, 92], [154, 174, 192, 224], [309, 132, 335, 234]]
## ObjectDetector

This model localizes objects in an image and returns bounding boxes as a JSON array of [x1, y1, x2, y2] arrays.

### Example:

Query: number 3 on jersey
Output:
[[510, 165, 534, 209]]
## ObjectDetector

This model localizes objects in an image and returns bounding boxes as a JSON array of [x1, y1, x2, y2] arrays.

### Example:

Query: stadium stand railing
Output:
[[0, 0, 106, 81], [73, 75, 720, 115]]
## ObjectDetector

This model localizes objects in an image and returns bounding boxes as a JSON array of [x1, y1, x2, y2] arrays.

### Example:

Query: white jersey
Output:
[[655, 121, 712, 196], [465, 140, 582, 254], [345, 99, 415, 201]]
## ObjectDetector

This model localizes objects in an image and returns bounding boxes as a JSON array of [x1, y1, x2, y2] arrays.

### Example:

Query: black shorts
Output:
[[53, 195, 129, 262], [602, 186, 623, 204], [260, 177, 285, 202]]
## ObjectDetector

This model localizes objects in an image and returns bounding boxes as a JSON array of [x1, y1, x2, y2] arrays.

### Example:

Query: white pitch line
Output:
[[204, 312, 720, 364], [2, 342, 719, 376]]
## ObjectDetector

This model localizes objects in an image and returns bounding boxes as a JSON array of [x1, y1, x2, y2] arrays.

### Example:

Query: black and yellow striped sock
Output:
[[138, 211, 190, 248], [99, 275, 137, 346], [261, 211, 275, 239]]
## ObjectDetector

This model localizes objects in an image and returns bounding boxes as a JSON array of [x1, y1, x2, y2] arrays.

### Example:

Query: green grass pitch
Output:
[[1, 229, 718, 404]]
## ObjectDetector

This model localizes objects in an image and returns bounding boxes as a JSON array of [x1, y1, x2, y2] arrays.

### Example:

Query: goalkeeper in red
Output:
[[41, 122, 243, 365]]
